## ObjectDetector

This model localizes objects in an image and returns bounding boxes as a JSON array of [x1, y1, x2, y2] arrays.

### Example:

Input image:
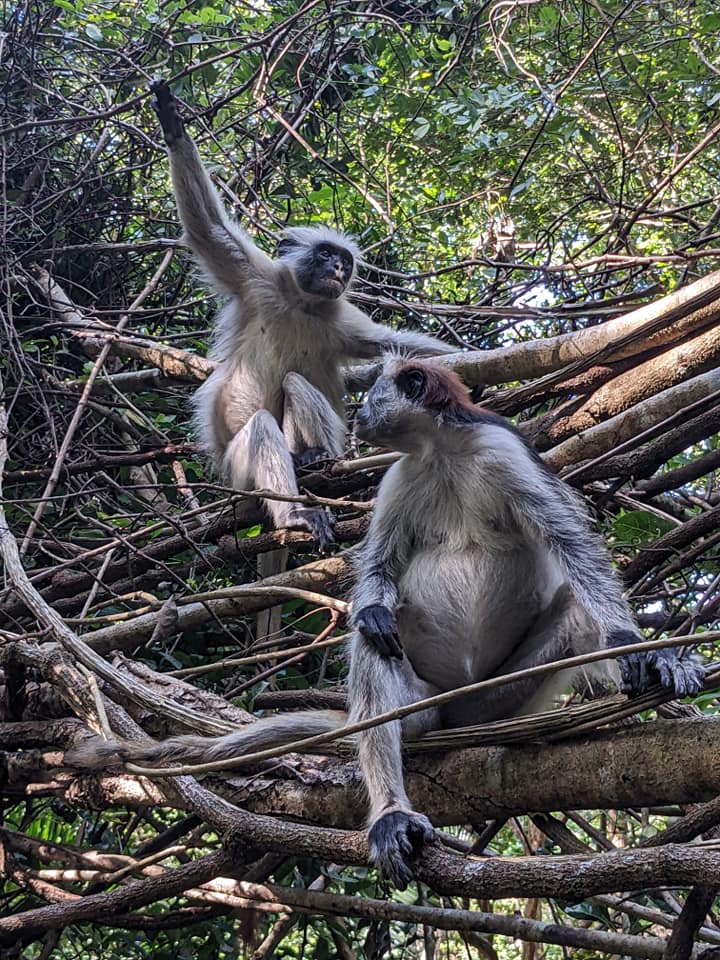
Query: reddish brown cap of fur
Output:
[[393, 360, 475, 411]]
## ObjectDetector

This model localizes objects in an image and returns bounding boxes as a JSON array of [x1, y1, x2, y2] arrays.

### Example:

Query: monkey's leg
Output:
[[223, 409, 334, 549], [435, 585, 601, 728], [228, 407, 334, 639], [282, 372, 346, 467], [450, 585, 597, 725], [348, 636, 438, 889]]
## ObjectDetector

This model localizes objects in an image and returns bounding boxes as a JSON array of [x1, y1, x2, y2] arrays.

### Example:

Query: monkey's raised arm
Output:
[[339, 304, 456, 360], [152, 81, 273, 295]]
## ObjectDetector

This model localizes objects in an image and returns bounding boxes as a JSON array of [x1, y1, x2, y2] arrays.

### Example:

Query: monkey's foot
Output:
[[150, 80, 186, 146], [619, 648, 704, 698], [286, 505, 335, 552], [293, 447, 332, 469], [355, 604, 403, 659], [369, 810, 435, 890]]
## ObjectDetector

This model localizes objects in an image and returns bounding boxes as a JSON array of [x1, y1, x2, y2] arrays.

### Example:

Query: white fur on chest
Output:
[[390, 451, 519, 551], [389, 448, 564, 688], [229, 281, 346, 407]]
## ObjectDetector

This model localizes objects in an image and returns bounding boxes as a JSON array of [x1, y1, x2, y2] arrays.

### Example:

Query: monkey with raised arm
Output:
[[151, 81, 455, 548], [66, 360, 704, 888]]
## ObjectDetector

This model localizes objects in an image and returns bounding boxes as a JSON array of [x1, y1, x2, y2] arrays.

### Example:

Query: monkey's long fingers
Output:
[[293, 446, 332, 470], [648, 649, 704, 697], [618, 651, 650, 696], [150, 80, 186, 146], [314, 509, 336, 554], [286, 505, 335, 553], [355, 604, 403, 659], [378, 632, 403, 659], [648, 648, 678, 691]]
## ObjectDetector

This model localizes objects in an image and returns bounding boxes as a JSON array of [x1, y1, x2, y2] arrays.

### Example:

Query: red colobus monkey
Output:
[[67, 360, 703, 888], [151, 82, 454, 548]]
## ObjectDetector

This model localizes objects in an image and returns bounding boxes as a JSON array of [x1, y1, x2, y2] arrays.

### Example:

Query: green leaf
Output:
[[559, 900, 612, 924], [612, 510, 674, 546], [241, 524, 262, 538], [85, 22, 103, 40], [700, 13, 720, 32], [539, 4, 560, 29]]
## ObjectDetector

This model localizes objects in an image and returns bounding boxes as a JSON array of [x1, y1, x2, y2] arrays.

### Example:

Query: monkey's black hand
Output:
[[293, 447, 332, 470], [617, 644, 704, 698], [369, 810, 435, 890], [150, 80, 186, 147], [647, 648, 705, 697], [286, 505, 335, 553], [617, 650, 651, 696], [354, 604, 402, 659], [610, 629, 651, 695]]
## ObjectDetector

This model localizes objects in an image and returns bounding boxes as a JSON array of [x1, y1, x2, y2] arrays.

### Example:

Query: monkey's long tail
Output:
[[64, 709, 348, 770]]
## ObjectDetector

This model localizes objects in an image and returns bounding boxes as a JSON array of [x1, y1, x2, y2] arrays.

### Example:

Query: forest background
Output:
[[2, 1, 720, 958]]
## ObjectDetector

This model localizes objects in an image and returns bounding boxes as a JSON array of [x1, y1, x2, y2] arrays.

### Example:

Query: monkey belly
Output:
[[396, 545, 563, 694], [222, 359, 343, 434]]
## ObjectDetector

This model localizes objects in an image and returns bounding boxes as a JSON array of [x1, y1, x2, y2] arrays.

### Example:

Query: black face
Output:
[[296, 242, 354, 299]]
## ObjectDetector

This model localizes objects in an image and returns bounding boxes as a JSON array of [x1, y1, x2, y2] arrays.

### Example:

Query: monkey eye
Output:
[[276, 237, 299, 258], [318, 246, 332, 261], [398, 369, 426, 401]]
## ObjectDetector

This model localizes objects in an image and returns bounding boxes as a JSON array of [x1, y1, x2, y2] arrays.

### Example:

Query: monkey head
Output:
[[354, 359, 476, 452], [277, 226, 360, 300]]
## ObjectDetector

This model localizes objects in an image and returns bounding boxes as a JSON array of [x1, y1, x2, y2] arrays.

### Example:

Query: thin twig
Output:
[[21, 250, 174, 554]]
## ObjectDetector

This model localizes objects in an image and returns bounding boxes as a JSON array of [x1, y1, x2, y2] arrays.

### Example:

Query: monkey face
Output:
[[295, 242, 354, 299], [354, 365, 429, 450], [355, 360, 476, 453], [277, 226, 360, 300]]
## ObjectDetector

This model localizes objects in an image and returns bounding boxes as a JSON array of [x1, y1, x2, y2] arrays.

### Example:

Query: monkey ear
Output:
[[397, 368, 427, 402], [276, 237, 299, 259]]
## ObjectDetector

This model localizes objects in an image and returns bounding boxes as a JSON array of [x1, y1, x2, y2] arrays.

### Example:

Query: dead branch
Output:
[[0, 849, 230, 944], [85, 555, 349, 653], [534, 323, 720, 448], [348, 268, 720, 389], [546, 369, 720, 471]]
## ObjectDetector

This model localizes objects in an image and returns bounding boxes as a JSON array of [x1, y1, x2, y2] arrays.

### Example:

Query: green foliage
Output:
[[611, 510, 675, 546]]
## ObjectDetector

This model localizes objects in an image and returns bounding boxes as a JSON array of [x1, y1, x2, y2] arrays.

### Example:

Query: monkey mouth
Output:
[[320, 278, 344, 297]]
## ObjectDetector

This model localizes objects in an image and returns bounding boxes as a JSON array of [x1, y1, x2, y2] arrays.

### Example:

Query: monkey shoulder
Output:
[[243, 271, 294, 315]]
